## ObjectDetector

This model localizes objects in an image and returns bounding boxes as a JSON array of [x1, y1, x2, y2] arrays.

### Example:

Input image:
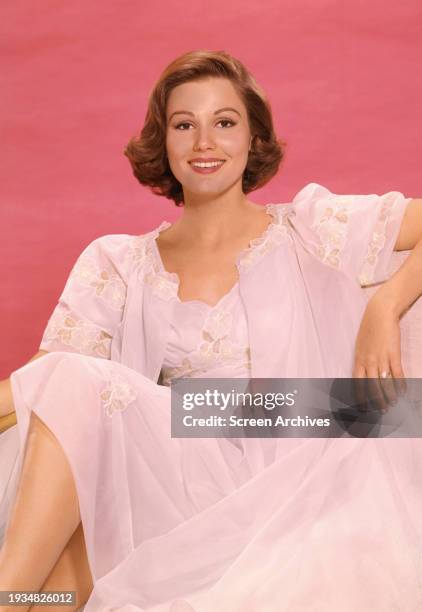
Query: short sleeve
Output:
[[288, 182, 412, 286], [39, 234, 133, 359]]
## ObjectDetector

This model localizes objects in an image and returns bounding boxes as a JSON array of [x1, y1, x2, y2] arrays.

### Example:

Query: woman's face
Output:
[[165, 77, 252, 200]]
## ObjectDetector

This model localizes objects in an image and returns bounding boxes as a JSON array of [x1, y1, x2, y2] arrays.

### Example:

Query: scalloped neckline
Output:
[[150, 203, 279, 309]]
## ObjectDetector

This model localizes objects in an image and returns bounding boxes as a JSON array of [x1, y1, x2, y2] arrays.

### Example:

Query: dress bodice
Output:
[[148, 203, 288, 387], [160, 282, 252, 387]]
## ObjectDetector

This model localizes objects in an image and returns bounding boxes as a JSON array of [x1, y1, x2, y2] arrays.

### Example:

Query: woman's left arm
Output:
[[353, 197, 422, 379]]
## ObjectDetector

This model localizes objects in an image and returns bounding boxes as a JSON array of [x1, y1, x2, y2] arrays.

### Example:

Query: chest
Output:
[[119, 231, 365, 380], [155, 239, 244, 306]]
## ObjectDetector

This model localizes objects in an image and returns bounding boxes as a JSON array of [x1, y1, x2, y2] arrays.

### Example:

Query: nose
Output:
[[192, 125, 216, 152]]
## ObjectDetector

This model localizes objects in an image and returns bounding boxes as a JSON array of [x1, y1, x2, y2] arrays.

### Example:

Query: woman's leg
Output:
[[0, 411, 82, 610], [28, 521, 93, 612]]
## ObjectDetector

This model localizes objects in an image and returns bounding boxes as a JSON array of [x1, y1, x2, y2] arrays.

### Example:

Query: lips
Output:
[[189, 158, 226, 163], [189, 159, 226, 174]]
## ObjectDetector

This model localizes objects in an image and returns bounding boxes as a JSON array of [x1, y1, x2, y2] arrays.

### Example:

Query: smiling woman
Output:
[[124, 51, 285, 206], [1, 49, 422, 612], [165, 79, 255, 199]]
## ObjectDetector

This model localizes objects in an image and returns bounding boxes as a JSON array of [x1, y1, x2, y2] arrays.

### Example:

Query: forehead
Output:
[[166, 77, 245, 115]]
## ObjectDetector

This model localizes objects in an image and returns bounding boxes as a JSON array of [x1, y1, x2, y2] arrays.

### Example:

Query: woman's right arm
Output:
[[0, 233, 132, 420], [0, 350, 49, 417]]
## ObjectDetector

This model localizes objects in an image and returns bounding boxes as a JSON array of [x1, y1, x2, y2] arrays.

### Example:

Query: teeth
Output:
[[191, 161, 225, 168]]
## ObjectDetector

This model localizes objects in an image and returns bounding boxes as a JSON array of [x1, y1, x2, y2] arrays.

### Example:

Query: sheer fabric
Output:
[[1, 184, 421, 612]]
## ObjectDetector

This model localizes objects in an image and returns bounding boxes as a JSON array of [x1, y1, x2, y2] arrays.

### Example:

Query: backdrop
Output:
[[1, 0, 421, 375]]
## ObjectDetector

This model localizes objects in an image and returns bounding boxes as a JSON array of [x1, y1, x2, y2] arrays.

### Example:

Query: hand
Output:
[[352, 296, 406, 412]]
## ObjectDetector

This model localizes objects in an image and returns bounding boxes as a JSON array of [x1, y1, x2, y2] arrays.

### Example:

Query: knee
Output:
[[43, 351, 102, 384]]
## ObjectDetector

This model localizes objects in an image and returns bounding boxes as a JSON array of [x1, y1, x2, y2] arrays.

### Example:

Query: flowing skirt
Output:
[[1, 351, 422, 611]]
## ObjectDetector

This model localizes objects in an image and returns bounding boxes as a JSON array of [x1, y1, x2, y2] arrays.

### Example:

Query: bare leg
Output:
[[29, 522, 93, 612], [0, 411, 81, 611]]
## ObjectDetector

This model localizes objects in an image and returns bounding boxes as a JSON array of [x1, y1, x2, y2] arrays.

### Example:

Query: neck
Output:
[[173, 190, 262, 247]]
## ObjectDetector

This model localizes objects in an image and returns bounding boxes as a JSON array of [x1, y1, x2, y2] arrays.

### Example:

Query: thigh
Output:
[[31, 521, 93, 612]]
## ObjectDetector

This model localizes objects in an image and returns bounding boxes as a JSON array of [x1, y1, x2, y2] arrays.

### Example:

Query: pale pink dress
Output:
[[1, 186, 422, 612]]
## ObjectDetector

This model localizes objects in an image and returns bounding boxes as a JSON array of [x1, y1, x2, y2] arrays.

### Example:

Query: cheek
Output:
[[219, 132, 249, 157], [166, 135, 191, 165], [165, 133, 176, 158]]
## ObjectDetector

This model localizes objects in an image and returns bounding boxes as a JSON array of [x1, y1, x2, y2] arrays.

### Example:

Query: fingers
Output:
[[352, 363, 368, 412], [352, 356, 408, 414], [352, 357, 386, 413], [378, 365, 397, 409], [366, 362, 388, 414], [389, 352, 408, 395]]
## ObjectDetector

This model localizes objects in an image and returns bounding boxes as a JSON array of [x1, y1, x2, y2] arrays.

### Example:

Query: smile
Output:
[[189, 160, 226, 174]]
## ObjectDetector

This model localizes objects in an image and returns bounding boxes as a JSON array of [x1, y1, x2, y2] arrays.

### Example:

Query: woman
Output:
[[0, 49, 422, 612]]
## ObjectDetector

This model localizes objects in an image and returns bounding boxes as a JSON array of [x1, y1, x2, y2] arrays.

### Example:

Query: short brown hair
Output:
[[124, 50, 287, 207]]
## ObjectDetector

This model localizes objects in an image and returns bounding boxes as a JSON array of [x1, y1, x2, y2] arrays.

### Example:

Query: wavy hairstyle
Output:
[[124, 50, 287, 207]]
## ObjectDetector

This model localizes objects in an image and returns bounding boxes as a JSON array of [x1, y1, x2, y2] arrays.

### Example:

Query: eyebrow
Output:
[[168, 107, 241, 121]]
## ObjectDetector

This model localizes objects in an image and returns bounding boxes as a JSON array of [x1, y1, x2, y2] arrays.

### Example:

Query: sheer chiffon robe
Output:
[[1, 183, 422, 611]]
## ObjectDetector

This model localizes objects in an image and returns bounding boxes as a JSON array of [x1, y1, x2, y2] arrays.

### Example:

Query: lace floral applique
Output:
[[200, 308, 240, 357], [41, 303, 112, 358], [128, 233, 150, 270], [358, 194, 396, 286], [130, 222, 179, 301], [311, 196, 350, 268], [236, 204, 291, 271], [100, 372, 138, 417], [71, 249, 126, 311], [138, 206, 291, 304], [160, 304, 252, 386]]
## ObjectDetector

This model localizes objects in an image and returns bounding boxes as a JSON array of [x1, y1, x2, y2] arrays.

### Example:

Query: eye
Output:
[[174, 122, 192, 130], [216, 119, 236, 128], [173, 118, 237, 130]]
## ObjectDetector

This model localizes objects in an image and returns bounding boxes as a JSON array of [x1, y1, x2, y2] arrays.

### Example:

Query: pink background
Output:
[[1, 0, 421, 375]]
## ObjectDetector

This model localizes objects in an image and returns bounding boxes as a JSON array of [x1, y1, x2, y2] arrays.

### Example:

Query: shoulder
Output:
[[286, 181, 410, 237], [283, 182, 410, 282], [78, 233, 136, 274], [264, 202, 294, 225], [289, 181, 408, 214], [75, 224, 165, 282]]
